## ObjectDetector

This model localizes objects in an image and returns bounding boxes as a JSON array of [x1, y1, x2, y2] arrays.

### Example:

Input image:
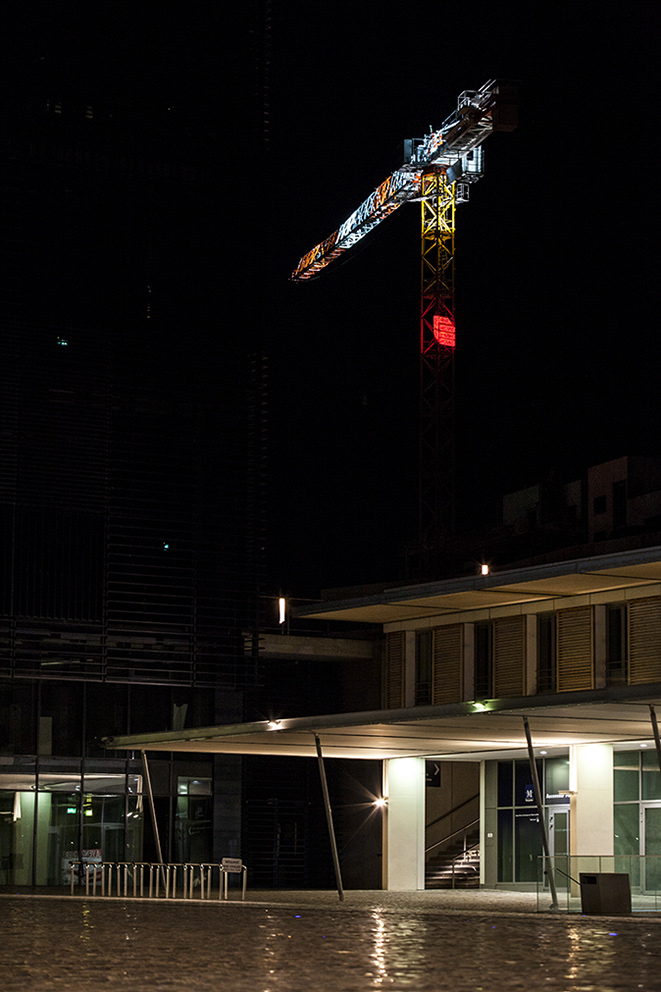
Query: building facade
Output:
[[0, 10, 268, 889], [109, 547, 661, 895], [319, 547, 661, 891]]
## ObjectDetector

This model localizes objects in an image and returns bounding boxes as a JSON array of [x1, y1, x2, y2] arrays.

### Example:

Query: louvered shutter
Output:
[[557, 606, 593, 691], [629, 597, 661, 684], [432, 624, 462, 704], [384, 631, 405, 708], [493, 615, 525, 697]]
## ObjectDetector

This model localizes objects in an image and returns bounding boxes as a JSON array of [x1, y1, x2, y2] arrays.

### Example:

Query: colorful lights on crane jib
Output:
[[433, 314, 456, 349]]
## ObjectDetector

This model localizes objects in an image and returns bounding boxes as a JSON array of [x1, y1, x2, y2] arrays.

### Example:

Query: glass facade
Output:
[[0, 676, 227, 888], [497, 755, 570, 884], [0, 25, 265, 889], [175, 776, 212, 865], [0, 758, 147, 887], [613, 749, 661, 890]]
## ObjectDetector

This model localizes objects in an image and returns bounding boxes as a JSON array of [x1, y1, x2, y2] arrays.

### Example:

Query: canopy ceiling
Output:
[[105, 689, 661, 762]]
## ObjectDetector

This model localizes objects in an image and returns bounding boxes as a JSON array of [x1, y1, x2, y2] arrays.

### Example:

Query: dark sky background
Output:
[[263, 1, 658, 595], [9, 2, 656, 598]]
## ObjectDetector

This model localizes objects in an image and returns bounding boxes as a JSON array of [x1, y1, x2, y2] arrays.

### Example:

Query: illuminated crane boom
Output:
[[291, 79, 517, 283], [292, 80, 517, 577]]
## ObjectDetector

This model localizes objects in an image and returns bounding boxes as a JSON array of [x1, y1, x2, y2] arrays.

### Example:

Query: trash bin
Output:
[[579, 873, 631, 915]]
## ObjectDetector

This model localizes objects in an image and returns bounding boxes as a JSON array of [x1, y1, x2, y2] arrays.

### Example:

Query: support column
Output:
[[569, 743, 614, 861], [383, 757, 425, 891], [523, 717, 558, 909], [314, 734, 344, 901], [141, 751, 165, 869]]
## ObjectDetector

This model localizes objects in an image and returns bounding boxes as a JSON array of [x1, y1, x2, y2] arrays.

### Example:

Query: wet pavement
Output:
[[2, 889, 661, 991]]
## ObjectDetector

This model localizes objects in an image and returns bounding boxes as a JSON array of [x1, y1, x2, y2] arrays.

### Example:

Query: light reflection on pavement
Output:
[[1, 895, 659, 991]]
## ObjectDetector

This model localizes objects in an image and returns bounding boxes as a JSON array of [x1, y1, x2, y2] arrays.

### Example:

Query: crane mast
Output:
[[292, 80, 517, 577]]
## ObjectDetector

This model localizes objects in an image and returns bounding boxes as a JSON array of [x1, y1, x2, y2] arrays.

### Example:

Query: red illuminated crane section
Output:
[[292, 80, 518, 576]]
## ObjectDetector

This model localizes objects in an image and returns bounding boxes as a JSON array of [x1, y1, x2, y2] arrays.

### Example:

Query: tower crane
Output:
[[292, 79, 518, 577]]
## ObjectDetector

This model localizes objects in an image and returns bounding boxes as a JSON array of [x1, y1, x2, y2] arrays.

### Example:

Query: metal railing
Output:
[[425, 794, 479, 836], [446, 842, 480, 889], [425, 816, 480, 856], [69, 861, 248, 901], [536, 854, 661, 913]]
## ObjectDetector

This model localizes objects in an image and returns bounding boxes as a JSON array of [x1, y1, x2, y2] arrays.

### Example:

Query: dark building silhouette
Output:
[[0, 6, 268, 884]]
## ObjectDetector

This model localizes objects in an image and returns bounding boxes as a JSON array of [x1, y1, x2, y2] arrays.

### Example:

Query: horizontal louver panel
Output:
[[557, 606, 593, 691], [629, 597, 661, 684], [432, 624, 462, 704], [494, 616, 525, 697]]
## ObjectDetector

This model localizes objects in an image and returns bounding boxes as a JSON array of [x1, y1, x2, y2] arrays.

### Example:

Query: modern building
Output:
[[476, 455, 661, 570], [0, 9, 269, 888], [106, 545, 661, 895]]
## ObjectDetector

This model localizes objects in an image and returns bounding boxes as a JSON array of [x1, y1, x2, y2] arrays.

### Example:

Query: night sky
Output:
[[265, 1, 657, 594], [9, 2, 657, 598]]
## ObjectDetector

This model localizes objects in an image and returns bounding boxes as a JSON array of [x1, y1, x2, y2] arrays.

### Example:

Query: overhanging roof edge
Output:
[[294, 545, 661, 621], [103, 682, 661, 754]]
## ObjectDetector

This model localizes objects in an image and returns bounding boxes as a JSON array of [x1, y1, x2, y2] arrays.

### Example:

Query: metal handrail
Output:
[[425, 816, 480, 855], [425, 840, 481, 890], [448, 841, 480, 889], [448, 840, 480, 865], [425, 793, 479, 833]]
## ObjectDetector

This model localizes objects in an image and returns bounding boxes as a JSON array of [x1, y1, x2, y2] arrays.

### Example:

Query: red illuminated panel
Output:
[[433, 315, 456, 348]]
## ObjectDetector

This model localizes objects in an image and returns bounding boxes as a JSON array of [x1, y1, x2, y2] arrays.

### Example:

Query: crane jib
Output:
[[291, 79, 517, 282], [292, 171, 420, 281]]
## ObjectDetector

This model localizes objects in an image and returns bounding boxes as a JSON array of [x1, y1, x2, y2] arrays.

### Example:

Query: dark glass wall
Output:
[[0, 7, 269, 888]]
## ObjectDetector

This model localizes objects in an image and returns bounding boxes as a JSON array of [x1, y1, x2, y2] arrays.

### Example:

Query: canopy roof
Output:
[[294, 546, 661, 624], [105, 547, 661, 762], [105, 687, 661, 762]]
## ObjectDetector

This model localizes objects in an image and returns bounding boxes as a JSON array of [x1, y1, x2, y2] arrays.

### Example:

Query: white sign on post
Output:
[[222, 858, 243, 873]]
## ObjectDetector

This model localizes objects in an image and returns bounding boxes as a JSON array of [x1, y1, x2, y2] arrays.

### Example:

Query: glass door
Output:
[[547, 807, 569, 890], [642, 804, 661, 893]]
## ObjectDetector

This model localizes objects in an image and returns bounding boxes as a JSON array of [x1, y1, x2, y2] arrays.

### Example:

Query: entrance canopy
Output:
[[105, 688, 661, 762]]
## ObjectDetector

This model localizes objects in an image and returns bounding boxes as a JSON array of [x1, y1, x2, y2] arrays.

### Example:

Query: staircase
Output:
[[425, 834, 480, 889]]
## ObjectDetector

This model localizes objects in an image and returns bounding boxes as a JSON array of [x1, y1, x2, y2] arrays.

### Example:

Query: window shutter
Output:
[[432, 624, 462, 704], [557, 606, 593, 691], [629, 597, 661, 684], [493, 615, 525, 697], [384, 631, 405, 708]]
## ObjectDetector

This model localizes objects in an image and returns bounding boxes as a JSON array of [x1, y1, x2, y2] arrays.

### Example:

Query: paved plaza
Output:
[[2, 888, 661, 990]]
